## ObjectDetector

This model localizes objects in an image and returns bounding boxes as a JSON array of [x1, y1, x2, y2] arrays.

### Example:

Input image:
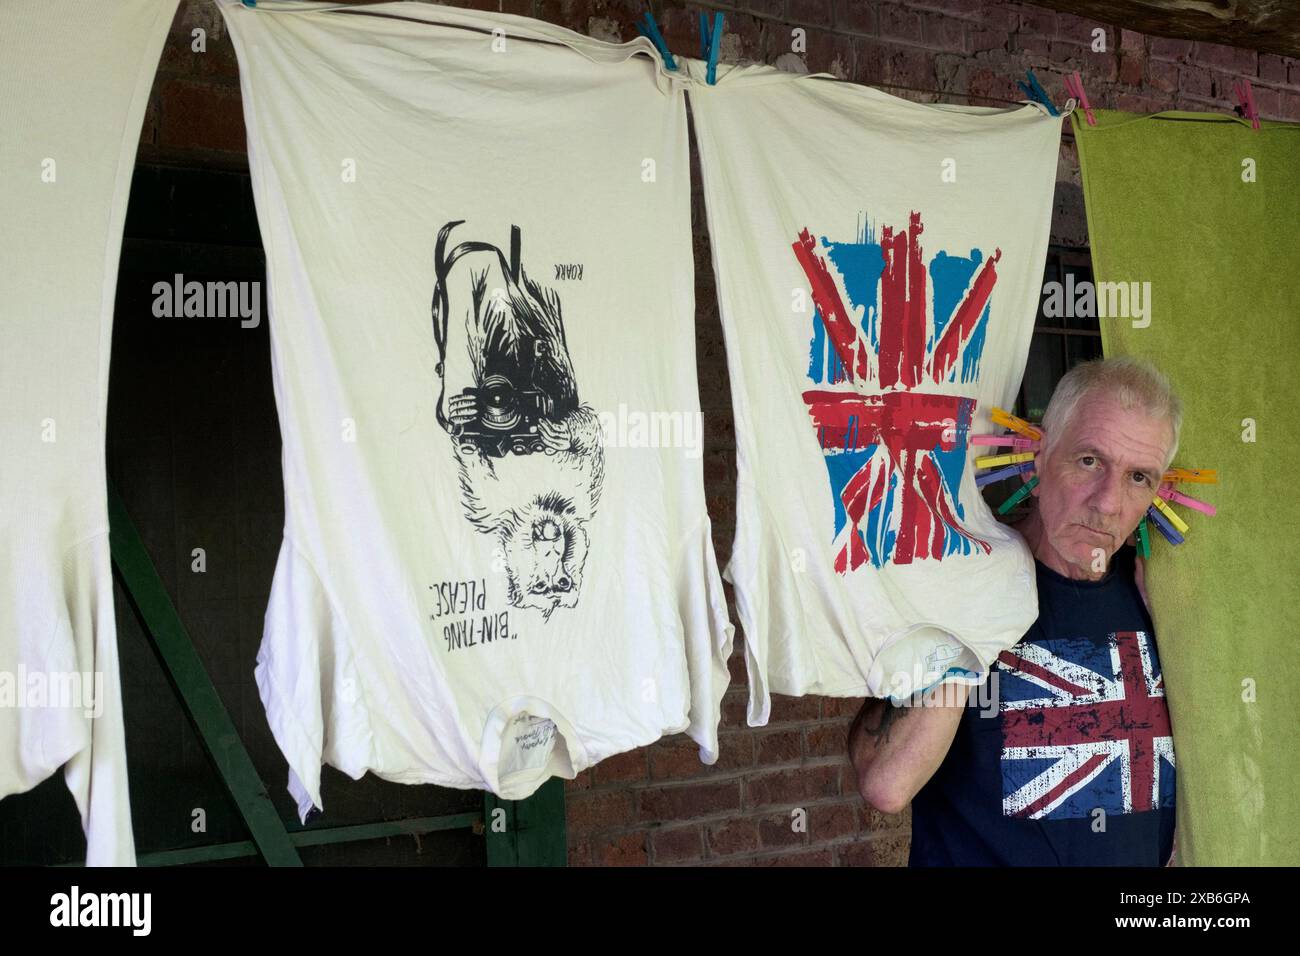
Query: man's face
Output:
[[1032, 394, 1172, 575]]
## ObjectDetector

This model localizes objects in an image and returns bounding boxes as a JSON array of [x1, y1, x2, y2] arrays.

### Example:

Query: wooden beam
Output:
[[1028, 0, 1300, 60]]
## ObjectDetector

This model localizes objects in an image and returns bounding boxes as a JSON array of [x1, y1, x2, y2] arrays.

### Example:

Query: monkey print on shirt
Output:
[[430, 221, 605, 620]]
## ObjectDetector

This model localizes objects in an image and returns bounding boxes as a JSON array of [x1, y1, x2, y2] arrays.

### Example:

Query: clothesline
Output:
[[300, 5, 1050, 109]]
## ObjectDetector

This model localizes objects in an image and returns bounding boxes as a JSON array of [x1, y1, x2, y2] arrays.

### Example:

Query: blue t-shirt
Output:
[[908, 544, 1176, 866]]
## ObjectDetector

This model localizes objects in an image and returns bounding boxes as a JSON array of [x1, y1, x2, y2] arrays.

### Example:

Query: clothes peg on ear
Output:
[[1146, 505, 1185, 544], [1158, 486, 1217, 516], [1135, 518, 1151, 559], [996, 475, 1039, 515], [1163, 467, 1217, 484], [989, 407, 1044, 441], [975, 460, 1036, 488], [974, 451, 1036, 470], [1150, 495, 1190, 534], [971, 434, 1040, 451]]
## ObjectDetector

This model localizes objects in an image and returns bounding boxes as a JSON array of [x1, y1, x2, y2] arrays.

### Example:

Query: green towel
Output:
[[1074, 108, 1300, 865]]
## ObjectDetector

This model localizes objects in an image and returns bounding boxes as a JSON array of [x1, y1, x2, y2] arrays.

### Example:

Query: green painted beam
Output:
[[107, 481, 303, 867], [288, 813, 482, 848], [131, 813, 485, 866], [483, 778, 567, 866]]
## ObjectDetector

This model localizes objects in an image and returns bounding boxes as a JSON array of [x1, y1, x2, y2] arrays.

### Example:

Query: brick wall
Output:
[[140, 0, 1300, 866]]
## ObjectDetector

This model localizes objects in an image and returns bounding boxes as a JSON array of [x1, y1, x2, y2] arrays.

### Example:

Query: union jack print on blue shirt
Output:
[[994, 630, 1175, 821]]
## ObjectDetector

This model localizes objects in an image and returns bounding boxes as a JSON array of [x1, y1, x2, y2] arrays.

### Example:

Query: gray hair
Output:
[[1039, 356, 1184, 472]]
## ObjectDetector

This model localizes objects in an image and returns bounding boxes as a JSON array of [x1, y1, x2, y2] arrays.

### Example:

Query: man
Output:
[[849, 356, 1182, 866]]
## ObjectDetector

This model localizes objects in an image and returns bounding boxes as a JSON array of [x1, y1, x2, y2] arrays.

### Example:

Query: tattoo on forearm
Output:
[[866, 701, 911, 745]]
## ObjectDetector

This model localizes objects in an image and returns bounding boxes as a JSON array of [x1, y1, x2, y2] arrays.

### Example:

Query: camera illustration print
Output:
[[793, 211, 998, 572], [430, 220, 604, 620]]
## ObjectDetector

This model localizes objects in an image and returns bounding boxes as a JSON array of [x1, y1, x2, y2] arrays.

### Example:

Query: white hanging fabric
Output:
[[216, 0, 733, 818], [0, 0, 181, 865], [685, 58, 1063, 719]]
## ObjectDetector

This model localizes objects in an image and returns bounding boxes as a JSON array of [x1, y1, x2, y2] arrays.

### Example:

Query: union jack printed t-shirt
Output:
[[685, 57, 1063, 718], [909, 545, 1177, 866]]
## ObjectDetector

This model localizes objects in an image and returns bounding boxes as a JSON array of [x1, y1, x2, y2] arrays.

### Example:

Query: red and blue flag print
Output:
[[793, 211, 998, 571], [994, 629, 1176, 820]]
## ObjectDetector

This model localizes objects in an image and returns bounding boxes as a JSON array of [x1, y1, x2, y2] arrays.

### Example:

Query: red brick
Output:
[[857, 799, 911, 832], [1118, 51, 1145, 86], [1057, 12, 1113, 48], [1281, 91, 1300, 121], [1148, 58, 1179, 94], [789, 0, 833, 28], [651, 825, 704, 863], [823, 696, 864, 719], [809, 802, 860, 841], [881, 43, 937, 90], [834, 0, 875, 34], [705, 816, 760, 857], [766, 692, 822, 723], [913, 0, 1012, 29], [878, 2, 923, 43], [968, 67, 1021, 105], [1058, 43, 1119, 82], [566, 789, 635, 832], [594, 831, 649, 866], [1016, 34, 1051, 57], [726, 650, 747, 685], [1191, 41, 1257, 75], [805, 720, 853, 759], [158, 27, 240, 80], [1116, 93, 1165, 114], [567, 838, 591, 866], [1119, 28, 1146, 52], [758, 809, 808, 848], [720, 690, 751, 728], [1150, 36, 1193, 61], [755, 728, 802, 763], [1016, 7, 1056, 38], [592, 747, 649, 785], [863, 832, 912, 866], [801, 26, 858, 80], [919, 11, 966, 53], [1291, 62, 1300, 87], [836, 840, 877, 866], [969, 27, 1009, 55], [744, 764, 841, 808], [566, 768, 594, 792], [1259, 53, 1290, 85], [638, 780, 741, 821], [647, 730, 750, 780], [736, 847, 834, 866], [1249, 85, 1282, 121], [157, 79, 245, 154], [1181, 65, 1213, 98]]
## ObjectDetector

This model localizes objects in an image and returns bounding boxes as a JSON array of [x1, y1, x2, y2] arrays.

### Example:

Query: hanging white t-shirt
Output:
[[686, 58, 1062, 720], [0, 0, 179, 865], [217, 0, 733, 819]]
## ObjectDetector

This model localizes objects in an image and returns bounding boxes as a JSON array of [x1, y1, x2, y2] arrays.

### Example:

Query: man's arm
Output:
[[847, 681, 974, 815]]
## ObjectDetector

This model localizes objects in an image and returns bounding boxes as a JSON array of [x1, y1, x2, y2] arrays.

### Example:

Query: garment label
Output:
[[500, 713, 558, 779]]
